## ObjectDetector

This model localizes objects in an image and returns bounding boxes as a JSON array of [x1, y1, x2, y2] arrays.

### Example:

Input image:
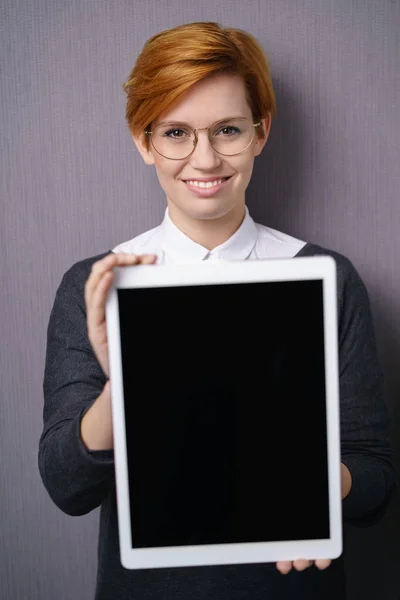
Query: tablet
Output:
[[106, 256, 342, 570]]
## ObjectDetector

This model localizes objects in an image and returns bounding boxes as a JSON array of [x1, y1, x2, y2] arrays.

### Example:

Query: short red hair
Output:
[[123, 22, 277, 148]]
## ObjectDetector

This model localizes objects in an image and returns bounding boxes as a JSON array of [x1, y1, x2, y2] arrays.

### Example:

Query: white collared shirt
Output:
[[112, 207, 307, 262]]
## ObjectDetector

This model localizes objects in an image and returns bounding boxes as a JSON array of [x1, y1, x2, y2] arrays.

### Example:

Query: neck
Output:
[[167, 203, 246, 250]]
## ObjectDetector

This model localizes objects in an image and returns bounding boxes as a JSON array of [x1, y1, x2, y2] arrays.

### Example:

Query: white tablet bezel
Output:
[[106, 256, 342, 570]]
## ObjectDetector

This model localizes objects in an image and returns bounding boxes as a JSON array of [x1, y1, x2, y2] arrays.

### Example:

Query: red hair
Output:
[[123, 22, 277, 148]]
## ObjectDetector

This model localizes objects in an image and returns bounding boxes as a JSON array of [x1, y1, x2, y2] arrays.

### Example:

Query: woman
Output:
[[39, 21, 395, 600]]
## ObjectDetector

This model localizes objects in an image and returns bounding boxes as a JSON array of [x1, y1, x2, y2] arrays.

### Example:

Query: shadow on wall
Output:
[[345, 293, 400, 598], [246, 75, 315, 233], [373, 300, 400, 506]]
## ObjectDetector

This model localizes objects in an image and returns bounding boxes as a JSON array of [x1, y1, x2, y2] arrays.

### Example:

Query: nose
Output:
[[188, 129, 222, 170]]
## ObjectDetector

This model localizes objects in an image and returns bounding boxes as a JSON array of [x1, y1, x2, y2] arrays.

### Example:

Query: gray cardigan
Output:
[[39, 243, 396, 600]]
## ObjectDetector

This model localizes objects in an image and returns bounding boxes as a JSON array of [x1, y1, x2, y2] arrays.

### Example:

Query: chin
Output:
[[186, 205, 235, 222], [178, 197, 242, 221]]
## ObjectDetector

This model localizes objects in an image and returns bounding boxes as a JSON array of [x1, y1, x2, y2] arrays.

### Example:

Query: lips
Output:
[[182, 175, 233, 196], [182, 175, 232, 186]]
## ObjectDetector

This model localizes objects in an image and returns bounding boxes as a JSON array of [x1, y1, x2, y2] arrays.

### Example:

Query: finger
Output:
[[85, 254, 118, 303], [112, 252, 152, 264], [87, 270, 114, 333], [293, 559, 313, 571], [137, 254, 158, 265], [86, 253, 157, 327], [105, 252, 156, 270], [314, 559, 332, 570], [276, 561, 292, 574], [85, 253, 140, 303]]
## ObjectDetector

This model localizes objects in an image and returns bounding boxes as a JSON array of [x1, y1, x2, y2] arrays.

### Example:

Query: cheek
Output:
[[154, 159, 183, 185], [234, 156, 255, 182]]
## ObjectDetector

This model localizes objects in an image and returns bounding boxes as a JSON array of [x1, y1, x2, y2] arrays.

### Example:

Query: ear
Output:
[[253, 113, 272, 157], [132, 132, 156, 165]]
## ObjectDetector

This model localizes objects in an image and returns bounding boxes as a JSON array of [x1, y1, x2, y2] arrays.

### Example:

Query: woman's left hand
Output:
[[276, 558, 331, 574], [275, 463, 352, 574]]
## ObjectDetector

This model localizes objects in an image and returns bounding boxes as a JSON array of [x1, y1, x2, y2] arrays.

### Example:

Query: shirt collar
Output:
[[160, 206, 258, 263]]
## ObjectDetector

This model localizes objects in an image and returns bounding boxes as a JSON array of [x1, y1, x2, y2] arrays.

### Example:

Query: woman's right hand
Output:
[[84, 252, 157, 378]]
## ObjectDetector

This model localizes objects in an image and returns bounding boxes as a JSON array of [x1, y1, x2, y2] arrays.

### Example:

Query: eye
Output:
[[164, 128, 190, 139], [216, 125, 240, 136]]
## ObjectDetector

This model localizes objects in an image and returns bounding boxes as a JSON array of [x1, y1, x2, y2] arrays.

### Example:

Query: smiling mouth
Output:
[[183, 176, 231, 189]]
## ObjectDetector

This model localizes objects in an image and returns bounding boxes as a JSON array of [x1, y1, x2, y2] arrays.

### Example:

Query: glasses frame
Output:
[[144, 117, 262, 160]]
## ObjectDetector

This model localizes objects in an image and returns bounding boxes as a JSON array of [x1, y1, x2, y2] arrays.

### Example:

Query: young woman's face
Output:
[[134, 73, 270, 225]]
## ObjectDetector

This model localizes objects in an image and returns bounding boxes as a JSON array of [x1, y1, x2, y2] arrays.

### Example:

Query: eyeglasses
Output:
[[144, 117, 262, 160]]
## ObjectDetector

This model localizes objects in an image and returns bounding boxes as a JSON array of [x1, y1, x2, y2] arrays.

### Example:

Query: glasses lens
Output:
[[210, 118, 256, 156], [151, 124, 195, 160], [150, 118, 256, 159]]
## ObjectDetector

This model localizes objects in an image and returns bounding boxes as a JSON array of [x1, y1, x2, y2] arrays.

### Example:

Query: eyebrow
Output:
[[154, 115, 247, 127]]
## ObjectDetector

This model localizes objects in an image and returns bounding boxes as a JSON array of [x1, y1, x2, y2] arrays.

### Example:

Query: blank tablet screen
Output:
[[117, 279, 329, 549]]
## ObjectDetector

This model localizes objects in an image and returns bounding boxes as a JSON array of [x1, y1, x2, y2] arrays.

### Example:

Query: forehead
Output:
[[155, 73, 252, 126]]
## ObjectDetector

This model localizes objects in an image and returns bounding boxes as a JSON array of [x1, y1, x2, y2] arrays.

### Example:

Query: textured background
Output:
[[1, 0, 399, 598]]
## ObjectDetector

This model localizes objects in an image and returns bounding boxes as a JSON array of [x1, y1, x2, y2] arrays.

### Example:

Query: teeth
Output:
[[186, 179, 225, 188]]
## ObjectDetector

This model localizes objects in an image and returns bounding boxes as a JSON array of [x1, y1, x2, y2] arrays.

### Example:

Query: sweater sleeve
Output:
[[38, 252, 115, 516], [337, 255, 396, 525], [302, 246, 397, 526]]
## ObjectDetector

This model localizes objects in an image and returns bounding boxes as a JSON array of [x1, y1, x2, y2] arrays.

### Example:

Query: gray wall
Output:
[[1, 0, 399, 598]]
